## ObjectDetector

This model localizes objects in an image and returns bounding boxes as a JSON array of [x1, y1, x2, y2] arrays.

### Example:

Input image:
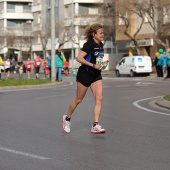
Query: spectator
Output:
[[154, 52, 163, 77], [55, 48, 64, 81], [47, 50, 52, 79], [0, 56, 4, 80], [34, 53, 42, 79], [44, 57, 49, 78], [16, 57, 24, 78], [5, 58, 11, 78], [25, 57, 32, 79], [10, 59, 16, 75], [166, 49, 170, 78], [63, 60, 69, 75]]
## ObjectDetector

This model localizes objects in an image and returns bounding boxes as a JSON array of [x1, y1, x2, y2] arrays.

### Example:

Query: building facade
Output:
[[1, 0, 169, 70], [115, 0, 170, 61], [0, 0, 33, 60]]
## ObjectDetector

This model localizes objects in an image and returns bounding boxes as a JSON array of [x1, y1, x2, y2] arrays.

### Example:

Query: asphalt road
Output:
[[0, 76, 170, 170]]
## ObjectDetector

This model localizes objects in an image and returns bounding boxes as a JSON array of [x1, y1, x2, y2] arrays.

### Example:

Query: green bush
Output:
[[164, 94, 170, 101]]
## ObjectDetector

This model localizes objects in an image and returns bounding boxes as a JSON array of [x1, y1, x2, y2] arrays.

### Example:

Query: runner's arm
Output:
[[76, 51, 101, 69]]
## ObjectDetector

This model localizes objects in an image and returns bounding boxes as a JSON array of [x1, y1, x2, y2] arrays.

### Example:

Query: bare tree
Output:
[[38, 23, 51, 60], [103, 0, 150, 54], [56, 22, 72, 48], [101, 0, 170, 54], [144, 0, 170, 51]]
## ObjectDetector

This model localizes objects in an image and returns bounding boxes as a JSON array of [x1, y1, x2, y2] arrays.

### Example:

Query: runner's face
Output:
[[93, 28, 104, 44]]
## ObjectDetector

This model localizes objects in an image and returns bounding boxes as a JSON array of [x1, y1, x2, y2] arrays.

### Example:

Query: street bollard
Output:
[[72, 68, 77, 77]]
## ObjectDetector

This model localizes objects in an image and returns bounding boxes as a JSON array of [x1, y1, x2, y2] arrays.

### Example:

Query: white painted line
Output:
[[136, 82, 154, 85], [116, 85, 130, 88], [34, 94, 67, 100], [0, 146, 51, 160], [136, 85, 148, 86], [133, 96, 170, 116]]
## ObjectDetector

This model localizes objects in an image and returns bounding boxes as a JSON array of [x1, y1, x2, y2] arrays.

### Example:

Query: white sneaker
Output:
[[62, 115, 71, 133], [91, 124, 106, 134]]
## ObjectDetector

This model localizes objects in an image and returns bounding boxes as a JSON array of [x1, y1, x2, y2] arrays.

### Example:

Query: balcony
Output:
[[2, 13, 33, 20], [64, 15, 100, 27], [64, 0, 104, 5], [7, 9, 32, 13], [32, 4, 41, 13]]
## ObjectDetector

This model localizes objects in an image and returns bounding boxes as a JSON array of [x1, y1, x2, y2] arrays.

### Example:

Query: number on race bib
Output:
[[96, 57, 103, 65]]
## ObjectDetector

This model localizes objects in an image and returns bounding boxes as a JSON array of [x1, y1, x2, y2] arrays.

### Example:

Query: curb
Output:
[[155, 98, 170, 110], [0, 81, 64, 91]]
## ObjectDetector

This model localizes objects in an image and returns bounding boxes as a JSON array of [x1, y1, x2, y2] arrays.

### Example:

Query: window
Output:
[[119, 58, 125, 65], [118, 12, 127, 25], [144, 12, 149, 23], [38, 14, 41, 24], [163, 5, 170, 24], [89, 8, 98, 14]]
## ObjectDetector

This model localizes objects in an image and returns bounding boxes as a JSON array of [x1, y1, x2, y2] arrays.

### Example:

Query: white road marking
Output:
[[133, 96, 170, 116], [116, 85, 130, 88], [0, 146, 51, 160], [34, 94, 67, 100], [136, 82, 154, 85]]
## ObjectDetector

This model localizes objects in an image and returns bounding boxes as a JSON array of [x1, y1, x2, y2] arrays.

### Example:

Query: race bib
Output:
[[96, 56, 103, 65], [27, 65, 31, 68], [37, 62, 40, 65]]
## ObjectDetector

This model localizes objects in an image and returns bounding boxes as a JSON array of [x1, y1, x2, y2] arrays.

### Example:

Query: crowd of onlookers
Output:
[[0, 48, 69, 81], [154, 48, 170, 79]]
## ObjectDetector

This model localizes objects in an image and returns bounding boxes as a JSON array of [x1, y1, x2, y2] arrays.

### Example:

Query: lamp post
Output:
[[51, 0, 56, 82], [71, 0, 74, 73]]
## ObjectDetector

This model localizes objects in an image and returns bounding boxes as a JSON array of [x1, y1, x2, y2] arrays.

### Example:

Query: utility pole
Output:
[[71, 0, 74, 73], [51, 0, 56, 82]]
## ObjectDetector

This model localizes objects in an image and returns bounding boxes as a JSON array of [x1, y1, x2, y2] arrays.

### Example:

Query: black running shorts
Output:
[[76, 67, 102, 87], [35, 67, 40, 74]]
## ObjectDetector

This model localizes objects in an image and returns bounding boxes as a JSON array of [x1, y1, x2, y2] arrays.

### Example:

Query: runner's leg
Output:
[[67, 82, 88, 118]]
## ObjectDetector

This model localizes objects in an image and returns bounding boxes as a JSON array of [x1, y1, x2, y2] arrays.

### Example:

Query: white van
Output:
[[115, 56, 152, 77]]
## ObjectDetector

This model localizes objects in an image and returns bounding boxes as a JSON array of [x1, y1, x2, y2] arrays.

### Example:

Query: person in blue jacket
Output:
[[156, 49, 163, 77], [55, 48, 64, 81], [166, 50, 170, 78], [157, 48, 169, 78], [154, 52, 162, 77]]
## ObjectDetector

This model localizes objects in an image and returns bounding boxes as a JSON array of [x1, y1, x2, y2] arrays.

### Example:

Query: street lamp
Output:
[[71, 0, 74, 73], [51, 0, 56, 82]]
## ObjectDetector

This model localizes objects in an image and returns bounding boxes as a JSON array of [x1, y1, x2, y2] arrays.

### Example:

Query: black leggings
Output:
[[167, 67, 170, 78]]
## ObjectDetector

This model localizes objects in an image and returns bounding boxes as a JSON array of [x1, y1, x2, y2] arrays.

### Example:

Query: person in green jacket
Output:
[[55, 48, 64, 81]]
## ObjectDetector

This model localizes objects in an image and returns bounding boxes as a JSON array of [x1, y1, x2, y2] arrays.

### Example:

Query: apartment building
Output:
[[31, 0, 62, 59], [31, 0, 114, 69], [63, 0, 115, 69], [0, 0, 115, 70], [115, 0, 170, 60], [0, 0, 33, 60]]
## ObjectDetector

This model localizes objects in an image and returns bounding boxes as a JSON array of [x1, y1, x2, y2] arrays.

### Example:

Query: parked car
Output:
[[115, 56, 152, 77]]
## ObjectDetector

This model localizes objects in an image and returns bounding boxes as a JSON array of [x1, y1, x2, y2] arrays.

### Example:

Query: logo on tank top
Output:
[[94, 51, 104, 57]]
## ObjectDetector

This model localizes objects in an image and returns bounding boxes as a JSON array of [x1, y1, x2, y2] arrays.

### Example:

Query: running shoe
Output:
[[62, 115, 71, 133], [91, 124, 106, 134]]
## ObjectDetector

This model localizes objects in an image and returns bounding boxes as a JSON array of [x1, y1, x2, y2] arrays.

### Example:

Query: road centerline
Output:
[[0, 146, 51, 160]]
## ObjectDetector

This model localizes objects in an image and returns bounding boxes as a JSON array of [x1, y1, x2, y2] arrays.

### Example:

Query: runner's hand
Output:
[[95, 64, 102, 70]]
